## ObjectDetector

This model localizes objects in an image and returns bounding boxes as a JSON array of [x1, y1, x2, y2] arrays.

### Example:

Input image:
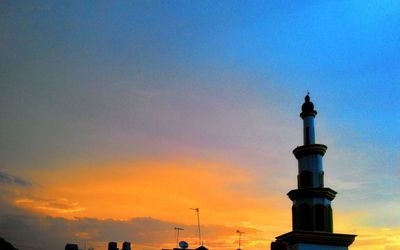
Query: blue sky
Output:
[[0, 1, 400, 250]]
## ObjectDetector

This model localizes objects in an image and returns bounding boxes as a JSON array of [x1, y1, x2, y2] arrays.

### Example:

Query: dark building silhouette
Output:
[[270, 241, 287, 250], [195, 247, 207, 250], [122, 242, 131, 250], [162, 245, 208, 250], [65, 244, 79, 250], [108, 242, 119, 250], [271, 95, 356, 250], [0, 238, 18, 250]]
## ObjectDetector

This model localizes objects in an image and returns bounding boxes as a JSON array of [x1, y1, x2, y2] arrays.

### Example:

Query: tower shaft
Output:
[[272, 94, 355, 250]]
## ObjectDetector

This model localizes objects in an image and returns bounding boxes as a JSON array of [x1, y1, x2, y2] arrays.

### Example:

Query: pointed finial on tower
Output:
[[305, 90, 310, 101]]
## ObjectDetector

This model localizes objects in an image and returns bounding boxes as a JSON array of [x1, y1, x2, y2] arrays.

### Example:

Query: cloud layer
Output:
[[0, 171, 31, 187]]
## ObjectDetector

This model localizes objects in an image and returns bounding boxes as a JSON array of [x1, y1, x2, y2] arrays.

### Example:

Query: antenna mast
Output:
[[190, 208, 202, 246], [174, 227, 184, 248], [236, 230, 244, 250]]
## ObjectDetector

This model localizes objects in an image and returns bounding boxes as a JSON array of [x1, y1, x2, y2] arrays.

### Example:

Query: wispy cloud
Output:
[[14, 197, 85, 214], [350, 228, 400, 250], [0, 171, 31, 187]]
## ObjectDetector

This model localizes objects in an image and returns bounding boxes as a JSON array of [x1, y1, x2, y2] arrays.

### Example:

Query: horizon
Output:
[[1, 1, 399, 250]]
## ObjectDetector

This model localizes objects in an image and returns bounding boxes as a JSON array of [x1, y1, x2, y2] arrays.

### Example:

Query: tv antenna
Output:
[[190, 208, 202, 246], [236, 230, 244, 250], [174, 227, 184, 248]]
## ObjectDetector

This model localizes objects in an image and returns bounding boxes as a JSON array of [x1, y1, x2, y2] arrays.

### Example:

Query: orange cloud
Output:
[[9, 158, 293, 249], [350, 228, 400, 250], [15, 197, 85, 214], [20, 158, 288, 226], [11, 157, 398, 250]]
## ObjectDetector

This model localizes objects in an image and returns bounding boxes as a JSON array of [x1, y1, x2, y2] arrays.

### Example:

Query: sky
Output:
[[0, 1, 400, 250]]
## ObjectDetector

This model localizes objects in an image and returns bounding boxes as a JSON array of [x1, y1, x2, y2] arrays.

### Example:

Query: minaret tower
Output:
[[290, 93, 334, 232], [271, 94, 356, 250]]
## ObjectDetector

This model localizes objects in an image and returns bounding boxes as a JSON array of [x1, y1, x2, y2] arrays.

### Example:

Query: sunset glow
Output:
[[1, 1, 399, 250]]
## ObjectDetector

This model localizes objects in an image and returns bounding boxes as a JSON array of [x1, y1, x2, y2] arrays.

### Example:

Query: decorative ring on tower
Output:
[[293, 144, 327, 159], [287, 187, 337, 201]]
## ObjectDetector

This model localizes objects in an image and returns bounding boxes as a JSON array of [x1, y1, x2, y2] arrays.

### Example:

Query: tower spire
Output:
[[290, 94, 333, 231], [271, 94, 356, 250]]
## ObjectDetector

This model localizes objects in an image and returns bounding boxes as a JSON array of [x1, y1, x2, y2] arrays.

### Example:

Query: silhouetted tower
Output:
[[290, 93, 334, 232], [272, 94, 356, 250]]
